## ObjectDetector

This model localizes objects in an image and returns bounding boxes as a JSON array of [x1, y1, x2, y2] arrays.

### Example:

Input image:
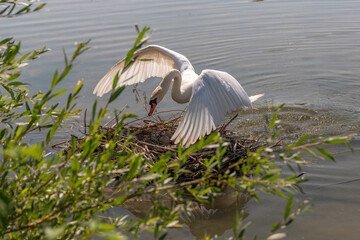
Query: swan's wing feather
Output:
[[171, 70, 252, 147], [93, 45, 193, 96], [249, 93, 264, 103]]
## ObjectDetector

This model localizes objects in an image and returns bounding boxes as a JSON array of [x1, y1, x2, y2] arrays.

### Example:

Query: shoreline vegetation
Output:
[[0, 2, 353, 239]]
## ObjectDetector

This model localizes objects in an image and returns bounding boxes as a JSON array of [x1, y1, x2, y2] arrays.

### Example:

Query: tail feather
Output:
[[249, 93, 264, 103]]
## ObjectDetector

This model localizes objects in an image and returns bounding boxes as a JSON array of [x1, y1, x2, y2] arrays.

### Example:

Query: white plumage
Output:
[[94, 45, 262, 147]]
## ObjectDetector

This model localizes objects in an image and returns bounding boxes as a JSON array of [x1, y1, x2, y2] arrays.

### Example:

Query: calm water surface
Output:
[[2, 0, 360, 239]]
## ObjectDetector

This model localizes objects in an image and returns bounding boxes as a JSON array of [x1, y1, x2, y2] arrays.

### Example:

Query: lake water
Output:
[[2, 0, 360, 239]]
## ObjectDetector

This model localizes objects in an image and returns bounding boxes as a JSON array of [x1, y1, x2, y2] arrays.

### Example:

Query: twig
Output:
[[84, 109, 87, 135], [51, 139, 72, 148], [133, 86, 160, 123], [122, 110, 183, 127], [104, 104, 127, 127], [218, 114, 238, 133], [136, 140, 177, 151], [133, 86, 148, 112]]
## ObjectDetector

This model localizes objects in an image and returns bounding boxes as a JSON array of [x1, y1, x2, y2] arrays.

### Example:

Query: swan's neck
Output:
[[160, 69, 191, 104]]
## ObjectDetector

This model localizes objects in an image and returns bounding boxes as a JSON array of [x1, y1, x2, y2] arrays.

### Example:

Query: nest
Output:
[[101, 113, 262, 182], [53, 112, 263, 182]]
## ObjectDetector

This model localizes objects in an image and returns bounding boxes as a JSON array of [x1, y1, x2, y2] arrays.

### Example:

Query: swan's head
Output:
[[148, 86, 166, 116]]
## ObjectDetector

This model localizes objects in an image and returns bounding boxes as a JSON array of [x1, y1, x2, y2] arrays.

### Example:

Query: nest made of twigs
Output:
[[53, 113, 263, 182], [101, 114, 261, 182]]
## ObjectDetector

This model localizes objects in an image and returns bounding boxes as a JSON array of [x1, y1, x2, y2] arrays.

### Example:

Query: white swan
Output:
[[94, 45, 262, 147]]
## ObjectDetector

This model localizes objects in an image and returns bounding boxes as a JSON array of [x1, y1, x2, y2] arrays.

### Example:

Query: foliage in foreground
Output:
[[0, 11, 353, 240], [0, 0, 45, 17]]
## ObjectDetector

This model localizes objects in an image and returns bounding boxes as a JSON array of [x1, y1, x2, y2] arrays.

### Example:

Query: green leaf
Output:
[[0, 191, 11, 229], [34, 3, 46, 11], [271, 222, 280, 233], [51, 70, 59, 90], [18, 52, 31, 63], [0, 129, 6, 141], [124, 26, 150, 67], [324, 137, 348, 144], [112, 71, 120, 90], [316, 147, 335, 161], [16, 4, 32, 15], [269, 173, 281, 182], [46, 121, 61, 144], [49, 89, 67, 100], [272, 130, 281, 139], [301, 147, 317, 157], [135, 24, 141, 34], [159, 233, 168, 240], [0, 82, 15, 99], [0, 6, 11, 16], [74, 80, 83, 94], [126, 155, 142, 180], [8, 81, 27, 86], [22, 144, 42, 160], [149, 159, 168, 173], [7, 4, 16, 16], [133, 26, 150, 49], [70, 159, 80, 173], [0, 38, 12, 45], [46, 155, 56, 169], [284, 194, 293, 220], [295, 134, 311, 146], [325, 136, 353, 151], [112, 196, 127, 205], [269, 111, 277, 130], [274, 189, 287, 199], [109, 86, 125, 103]]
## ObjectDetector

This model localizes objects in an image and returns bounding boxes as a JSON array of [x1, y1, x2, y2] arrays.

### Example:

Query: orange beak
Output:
[[148, 102, 157, 116]]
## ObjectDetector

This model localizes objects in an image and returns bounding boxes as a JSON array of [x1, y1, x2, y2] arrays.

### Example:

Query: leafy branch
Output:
[[0, 0, 45, 17]]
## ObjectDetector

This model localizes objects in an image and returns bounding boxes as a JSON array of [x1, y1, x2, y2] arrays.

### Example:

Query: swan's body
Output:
[[94, 45, 262, 147]]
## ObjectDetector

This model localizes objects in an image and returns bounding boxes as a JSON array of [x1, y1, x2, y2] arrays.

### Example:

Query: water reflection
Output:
[[179, 194, 249, 239], [117, 187, 250, 239]]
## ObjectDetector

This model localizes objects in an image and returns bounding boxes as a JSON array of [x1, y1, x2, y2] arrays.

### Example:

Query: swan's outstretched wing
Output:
[[93, 45, 194, 96], [171, 70, 252, 147]]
